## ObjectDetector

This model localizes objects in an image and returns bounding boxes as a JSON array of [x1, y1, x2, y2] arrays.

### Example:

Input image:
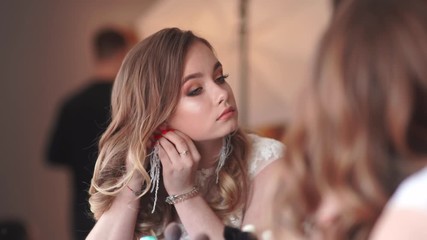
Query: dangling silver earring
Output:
[[215, 134, 233, 184], [148, 146, 160, 213]]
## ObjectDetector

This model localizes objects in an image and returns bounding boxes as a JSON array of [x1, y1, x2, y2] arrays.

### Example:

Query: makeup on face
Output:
[[166, 41, 238, 141]]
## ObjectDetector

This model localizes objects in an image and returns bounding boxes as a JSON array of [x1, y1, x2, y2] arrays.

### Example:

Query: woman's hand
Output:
[[157, 130, 201, 195]]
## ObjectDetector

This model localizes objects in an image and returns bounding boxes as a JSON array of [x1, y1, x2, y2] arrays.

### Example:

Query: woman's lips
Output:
[[217, 107, 236, 120]]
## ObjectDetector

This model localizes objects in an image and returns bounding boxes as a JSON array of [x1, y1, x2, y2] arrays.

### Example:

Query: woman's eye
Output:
[[216, 74, 229, 84], [187, 87, 202, 96]]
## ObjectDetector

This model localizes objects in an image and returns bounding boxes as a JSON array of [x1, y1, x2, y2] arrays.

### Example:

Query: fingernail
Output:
[[161, 129, 173, 135]]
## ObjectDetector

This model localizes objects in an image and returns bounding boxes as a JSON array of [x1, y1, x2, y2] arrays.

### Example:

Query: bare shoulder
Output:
[[243, 158, 285, 233], [252, 158, 285, 185]]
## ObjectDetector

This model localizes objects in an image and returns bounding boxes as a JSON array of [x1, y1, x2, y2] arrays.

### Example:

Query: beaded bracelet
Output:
[[165, 186, 199, 204]]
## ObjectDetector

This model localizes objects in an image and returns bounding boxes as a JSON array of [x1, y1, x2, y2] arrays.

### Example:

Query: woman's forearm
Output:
[[87, 176, 143, 240], [174, 195, 225, 240]]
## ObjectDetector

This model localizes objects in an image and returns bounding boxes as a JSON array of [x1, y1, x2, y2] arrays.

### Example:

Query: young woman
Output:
[[273, 0, 427, 239], [86, 28, 284, 240]]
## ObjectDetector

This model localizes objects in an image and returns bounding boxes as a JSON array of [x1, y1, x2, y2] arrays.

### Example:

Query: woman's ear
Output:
[[159, 122, 168, 130]]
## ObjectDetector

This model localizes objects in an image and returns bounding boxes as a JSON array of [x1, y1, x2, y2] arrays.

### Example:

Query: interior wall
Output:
[[134, 0, 331, 129], [0, 1, 154, 239]]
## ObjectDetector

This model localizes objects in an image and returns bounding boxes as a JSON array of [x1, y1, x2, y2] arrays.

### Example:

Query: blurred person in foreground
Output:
[[46, 26, 136, 240], [273, 0, 427, 239]]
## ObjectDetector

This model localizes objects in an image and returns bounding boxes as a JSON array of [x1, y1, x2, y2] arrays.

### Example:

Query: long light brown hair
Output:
[[275, 0, 427, 239], [88, 28, 249, 238]]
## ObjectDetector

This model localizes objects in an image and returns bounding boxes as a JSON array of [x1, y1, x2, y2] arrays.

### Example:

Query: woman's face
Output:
[[167, 41, 238, 141]]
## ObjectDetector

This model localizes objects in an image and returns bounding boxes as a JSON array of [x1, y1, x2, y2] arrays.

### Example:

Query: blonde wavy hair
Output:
[[274, 0, 427, 239], [88, 28, 249, 238]]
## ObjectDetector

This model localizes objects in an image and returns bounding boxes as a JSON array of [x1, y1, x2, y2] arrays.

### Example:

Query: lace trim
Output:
[[247, 133, 285, 178]]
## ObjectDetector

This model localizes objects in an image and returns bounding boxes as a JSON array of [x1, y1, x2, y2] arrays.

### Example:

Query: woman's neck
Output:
[[194, 138, 224, 169]]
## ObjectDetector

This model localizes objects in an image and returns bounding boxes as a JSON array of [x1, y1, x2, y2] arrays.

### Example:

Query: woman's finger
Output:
[[158, 136, 185, 166], [161, 131, 195, 163], [156, 142, 172, 168], [173, 130, 200, 163], [162, 131, 188, 152]]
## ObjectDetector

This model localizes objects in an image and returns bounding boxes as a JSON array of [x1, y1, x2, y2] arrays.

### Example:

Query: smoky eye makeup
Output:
[[187, 86, 203, 96], [182, 81, 203, 97], [215, 73, 229, 84]]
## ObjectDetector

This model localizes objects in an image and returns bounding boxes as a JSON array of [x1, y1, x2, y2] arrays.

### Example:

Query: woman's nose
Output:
[[214, 84, 229, 105]]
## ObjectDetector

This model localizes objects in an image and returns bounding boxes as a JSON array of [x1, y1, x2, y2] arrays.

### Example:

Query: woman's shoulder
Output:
[[246, 133, 285, 178], [388, 166, 427, 210]]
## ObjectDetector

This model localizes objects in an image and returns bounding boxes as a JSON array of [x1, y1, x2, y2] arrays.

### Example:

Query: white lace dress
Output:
[[178, 133, 285, 239]]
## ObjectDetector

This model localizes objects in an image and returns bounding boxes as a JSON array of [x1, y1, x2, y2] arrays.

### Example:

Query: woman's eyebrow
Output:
[[213, 61, 222, 72], [183, 72, 203, 83], [183, 61, 223, 83]]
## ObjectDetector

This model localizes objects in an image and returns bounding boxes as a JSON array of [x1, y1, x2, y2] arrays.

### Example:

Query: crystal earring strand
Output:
[[148, 146, 160, 213], [215, 134, 233, 184]]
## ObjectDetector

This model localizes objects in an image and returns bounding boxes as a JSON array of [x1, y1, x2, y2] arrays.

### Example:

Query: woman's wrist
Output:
[[118, 172, 144, 200], [126, 185, 144, 196], [127, 171, 144, 190], [165, 186, 200, 204]]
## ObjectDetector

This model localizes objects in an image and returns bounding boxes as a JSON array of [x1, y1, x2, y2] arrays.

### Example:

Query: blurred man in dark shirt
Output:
[[47, 26, 136, 240]]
